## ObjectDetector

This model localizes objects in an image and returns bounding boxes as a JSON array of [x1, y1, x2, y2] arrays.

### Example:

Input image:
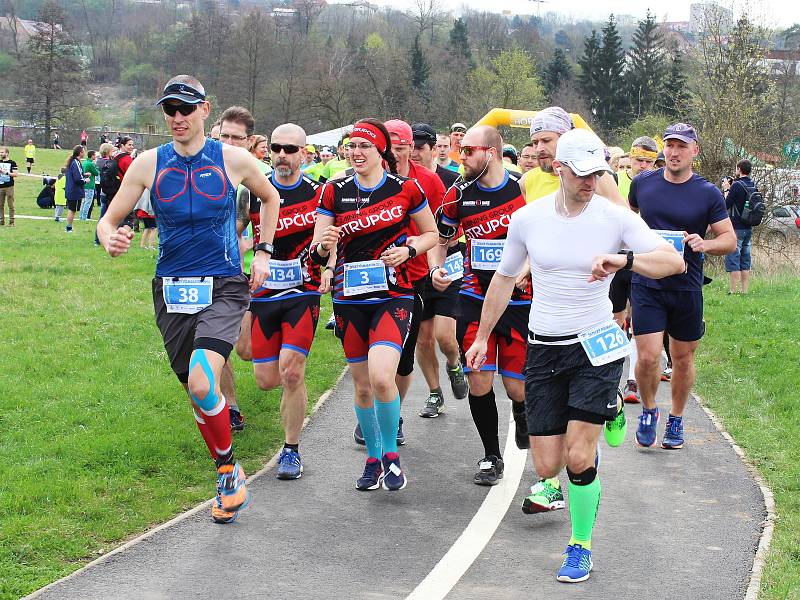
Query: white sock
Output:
[[628, 342, 638, 381]]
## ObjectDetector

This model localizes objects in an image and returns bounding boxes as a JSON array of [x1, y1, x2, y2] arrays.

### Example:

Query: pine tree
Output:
[[543, 48, 572, 100], [15, 1, 86, 141], [409, 34, 431, 94], [595, 14, 627, 131], [578, 30, 601, 119], [449, 18, 474, 67], [626, 11, 668, 118], [658, 52, 690, 118]]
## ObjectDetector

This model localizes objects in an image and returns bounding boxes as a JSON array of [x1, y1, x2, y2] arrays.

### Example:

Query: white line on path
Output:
[[405, 414, 528, 600]]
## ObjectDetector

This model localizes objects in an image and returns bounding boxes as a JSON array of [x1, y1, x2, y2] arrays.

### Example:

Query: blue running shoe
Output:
[[381, 452, 407, 491], [661, 415, 685, 449], [276, 448, 303, 480], [353, 423, 365, 446], [356, 457, 383, 491], [557, 544, 593, 583], [636, 407, 660, 447]]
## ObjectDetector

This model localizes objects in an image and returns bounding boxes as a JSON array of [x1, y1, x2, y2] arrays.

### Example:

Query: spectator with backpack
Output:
[[725, 159, 764, 295], [95, 143, 115, 246]]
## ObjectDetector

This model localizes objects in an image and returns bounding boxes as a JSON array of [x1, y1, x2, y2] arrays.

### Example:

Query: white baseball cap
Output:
[[555, 129, 613, 177]]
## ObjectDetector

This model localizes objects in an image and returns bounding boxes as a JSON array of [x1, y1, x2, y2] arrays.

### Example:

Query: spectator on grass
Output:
[[0, 146, 19, 226], [24, 139, 36, 173], [94, 143, 115, 246], [54, 168, 66, 222], [64, 145, 88, 233], [80, 150, 100, 221], [725, 159, 757, 295], [53, 132, 61, 149]]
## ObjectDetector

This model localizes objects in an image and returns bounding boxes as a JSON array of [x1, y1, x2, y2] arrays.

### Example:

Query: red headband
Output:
[[351, 121, 388, 154]]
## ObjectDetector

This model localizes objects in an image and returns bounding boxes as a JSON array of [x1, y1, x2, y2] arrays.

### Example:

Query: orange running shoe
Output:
[[215, 462, 249, 517]]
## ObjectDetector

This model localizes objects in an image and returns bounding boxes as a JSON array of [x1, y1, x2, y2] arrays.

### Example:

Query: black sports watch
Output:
[[406, 245, 417, 260], [254, 242, 274, 256], [621, 250, 634, 271]]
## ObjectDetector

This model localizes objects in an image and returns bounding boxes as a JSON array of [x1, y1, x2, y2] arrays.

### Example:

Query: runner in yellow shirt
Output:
[[24, 140, 36, 173]]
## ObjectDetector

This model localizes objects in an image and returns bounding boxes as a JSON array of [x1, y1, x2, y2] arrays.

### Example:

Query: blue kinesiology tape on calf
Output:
[[189, 349, 221, 413]]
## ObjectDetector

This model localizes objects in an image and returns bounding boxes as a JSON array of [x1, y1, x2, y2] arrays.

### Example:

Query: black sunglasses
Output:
[[162, 103, 199, 117], [270, 143, 301, 154]]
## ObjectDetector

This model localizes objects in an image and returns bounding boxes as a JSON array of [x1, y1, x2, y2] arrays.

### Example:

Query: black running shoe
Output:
[[512, 406, 529, 449], [229, 408, 245, 432], [473, 455, 504, 486], [397, 417, 406, 446]]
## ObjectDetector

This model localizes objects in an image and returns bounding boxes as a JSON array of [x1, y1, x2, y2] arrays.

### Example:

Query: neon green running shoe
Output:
[[604, 394, 627, 448], [522, 479, 565, 514]]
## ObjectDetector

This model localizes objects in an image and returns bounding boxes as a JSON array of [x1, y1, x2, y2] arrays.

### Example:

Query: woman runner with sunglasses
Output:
[[311, 119, 438, 491]]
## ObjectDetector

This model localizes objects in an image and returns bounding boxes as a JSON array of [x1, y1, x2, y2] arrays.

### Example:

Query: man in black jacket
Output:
[[724, 159, 757, 294]]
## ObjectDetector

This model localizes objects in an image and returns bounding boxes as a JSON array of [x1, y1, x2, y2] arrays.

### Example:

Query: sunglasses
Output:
[[161, 103, 199, 117], [270, 143, 301, 154], [460, 145, 491, 157]]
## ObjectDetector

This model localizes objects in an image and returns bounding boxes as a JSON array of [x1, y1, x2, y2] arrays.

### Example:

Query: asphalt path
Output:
[[30, 357, 765, 600]]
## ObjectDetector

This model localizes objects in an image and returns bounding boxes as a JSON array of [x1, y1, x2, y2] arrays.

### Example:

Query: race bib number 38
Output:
[[577, 321, 630, 366], [343, 260, 388, 296], [163, 277, 213, 314], [470, 239, 505, 271]]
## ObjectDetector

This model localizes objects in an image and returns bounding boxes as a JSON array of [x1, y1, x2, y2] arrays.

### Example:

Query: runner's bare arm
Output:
[[463, 272, 517, 370], [518, 170, 528, 201], [683, 217, 736, 255], [597, 173, 628, 208], [97, 149, 157, 256], [380, 205, 438, 267], [588, 243, 684, 282], [310, 213, 339, 294]]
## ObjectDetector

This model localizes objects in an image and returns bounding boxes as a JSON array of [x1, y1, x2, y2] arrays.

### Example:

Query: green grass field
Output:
[[696, 273, 800, 600], [0, 185, 345, 598]]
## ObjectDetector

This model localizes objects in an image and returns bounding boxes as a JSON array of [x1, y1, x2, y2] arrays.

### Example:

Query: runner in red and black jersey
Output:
[[312, 118, 438, 492], [430, 125, 531, 487], [247, 123, 325, 480]]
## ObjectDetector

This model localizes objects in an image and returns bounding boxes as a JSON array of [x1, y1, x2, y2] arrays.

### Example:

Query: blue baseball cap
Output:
[[663, 123, 698, 143]]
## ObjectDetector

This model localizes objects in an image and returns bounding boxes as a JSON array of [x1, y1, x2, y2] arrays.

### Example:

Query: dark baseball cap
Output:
[[155, 78, 207, 106], [412, 123, 437, 144], [663, 123, 698, 143]]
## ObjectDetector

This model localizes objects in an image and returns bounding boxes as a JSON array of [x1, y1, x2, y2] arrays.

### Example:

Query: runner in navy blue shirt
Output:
[[97, 75, 281, 525], [628, 123, 735, 450]]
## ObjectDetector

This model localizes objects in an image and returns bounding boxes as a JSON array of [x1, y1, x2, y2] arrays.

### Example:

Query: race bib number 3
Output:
[[577, 321, 630, 366], [443, 251, 464, 281], [654, 230, 685, 253], [470, 239, 505, 271], [163, 277, 213, 314], [343, 260, 388, 296], [265, 258, 303, 290]]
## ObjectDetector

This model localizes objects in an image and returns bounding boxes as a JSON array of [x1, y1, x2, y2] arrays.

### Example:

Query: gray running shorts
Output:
[[152, 274, 249, 382]]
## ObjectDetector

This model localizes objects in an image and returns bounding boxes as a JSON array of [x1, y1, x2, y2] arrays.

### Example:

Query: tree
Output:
[[467, 45, 543, 116], [690, 14, 776, 181], [594, 15, 627, 132], [543, 48, 571, 100], [15, 1, 88, 141], [578, 30, 601, 118], [449, 17, 473, 67], [409, 34, 431, 96], [626, 10, 668, 118], [658, 52, 690, 118]]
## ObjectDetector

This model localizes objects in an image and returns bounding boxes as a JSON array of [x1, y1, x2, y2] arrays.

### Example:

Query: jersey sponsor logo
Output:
[[340, 197, 359, 204], [464, 213, 512, 238], [339, 205, 404, 236], [277, 210, 316, 231], [461, 200, 491, 207]]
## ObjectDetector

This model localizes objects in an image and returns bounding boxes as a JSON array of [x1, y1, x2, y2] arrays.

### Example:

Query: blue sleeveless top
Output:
[[151, 139, 241, 277]]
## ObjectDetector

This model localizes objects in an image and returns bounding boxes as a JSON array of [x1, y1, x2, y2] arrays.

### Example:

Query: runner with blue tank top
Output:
[[97, 75, 281, 525]]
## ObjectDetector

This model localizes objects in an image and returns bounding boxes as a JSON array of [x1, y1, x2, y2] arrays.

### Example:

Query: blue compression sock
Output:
[[374, 394, 401, 455], [354, 404, 381, 459]]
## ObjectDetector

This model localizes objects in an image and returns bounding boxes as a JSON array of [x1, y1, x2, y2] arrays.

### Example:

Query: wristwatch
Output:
[[254, 242, 274, 256], [621, 250, 634, 271], [406, 245, 417, 259]]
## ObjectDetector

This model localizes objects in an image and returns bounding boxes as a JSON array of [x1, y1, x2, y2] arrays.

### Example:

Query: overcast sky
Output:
[[335, 0, 800, 29]]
